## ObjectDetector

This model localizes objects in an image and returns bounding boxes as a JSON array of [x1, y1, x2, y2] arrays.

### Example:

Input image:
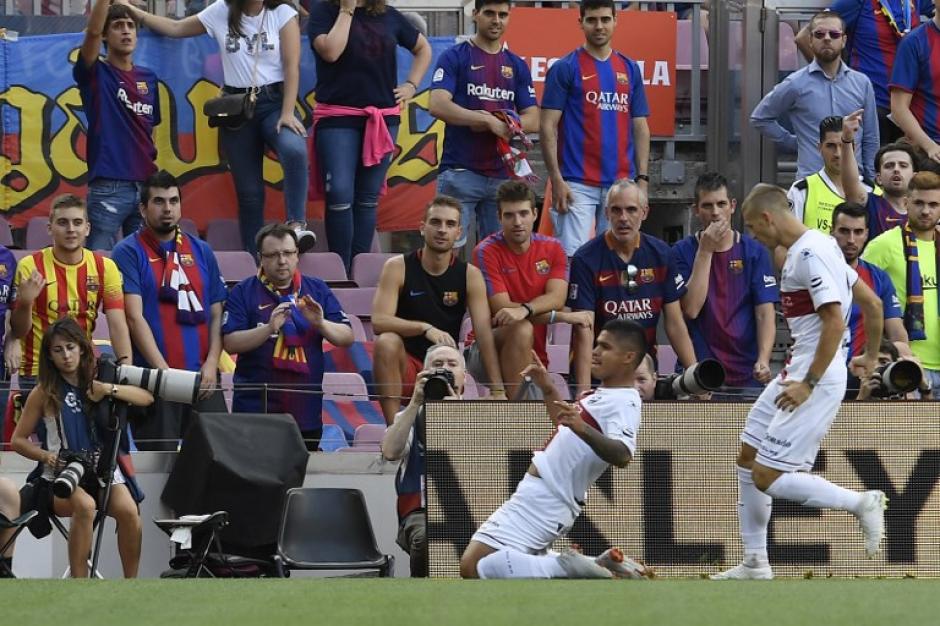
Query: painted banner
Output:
[[0, 10, 677, 233]]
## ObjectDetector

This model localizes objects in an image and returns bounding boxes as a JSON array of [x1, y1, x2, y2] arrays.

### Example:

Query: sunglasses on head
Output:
[[812, 29, 843, 40]]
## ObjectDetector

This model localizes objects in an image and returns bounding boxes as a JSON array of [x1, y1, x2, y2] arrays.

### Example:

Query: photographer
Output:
[[381, 344, 464, 578], [855, 338, 931, 401], [634, 354, 656, 402], [11, 318, 154, 578]]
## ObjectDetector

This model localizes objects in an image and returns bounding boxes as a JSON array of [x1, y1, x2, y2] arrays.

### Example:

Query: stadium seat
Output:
[[345, 314, 368, 343], [216, 251, 258, 284], [26, 217, 51, 249], [0, 217, 13, 248], [299, 252, 348, 282], [273, 487, 393, 577], [549, 372, 571, 401], [462, 372, 480, 399], [318, 424, 348, 452], [459, 315, 472, 348], [350, 253, 396, 288], [206, 219, 242, 251], [549, 322, 571, 346], [179, 218, 199, 238], [352, 423, 386, 450], [220, 372, 234, 412], [332, 287, 376, 317], [0, 510, 38, 576], [12, 249, 34, 263], [546, 344, 569, 375], [92, 312, 110, 341], [322, 372, 369, 402]]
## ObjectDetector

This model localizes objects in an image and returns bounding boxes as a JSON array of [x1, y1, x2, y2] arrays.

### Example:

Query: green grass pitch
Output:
[[5, 579, 940, 626]]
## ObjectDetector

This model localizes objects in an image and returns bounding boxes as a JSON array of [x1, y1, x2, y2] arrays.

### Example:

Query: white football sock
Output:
[[476, 549, 567, 579], [764, 471, 863, 513], [737, 465, 771, 562]]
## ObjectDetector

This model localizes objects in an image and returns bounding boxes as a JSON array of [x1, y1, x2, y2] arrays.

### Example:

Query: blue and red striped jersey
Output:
[[890, 19, 940, 142], [865, 193, 908, 238], [567, 232, 684, 350], [432, 41, 537, 178], [73, 58, 160, 183], [542, 48, 650, 186], [672, 232, 779, 387], [832, 0, 933, 110], [112, 232, 228, 371], [848, 259, 902, 359]]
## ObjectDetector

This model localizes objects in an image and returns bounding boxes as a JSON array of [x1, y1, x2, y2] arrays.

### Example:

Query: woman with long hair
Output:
[[12, 318, 154, 578], [120, 0, 316, 257], [308, 0, 431, 269]]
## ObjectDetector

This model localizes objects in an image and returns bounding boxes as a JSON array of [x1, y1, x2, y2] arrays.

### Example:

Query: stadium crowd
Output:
[[1, 0, 938, 580]]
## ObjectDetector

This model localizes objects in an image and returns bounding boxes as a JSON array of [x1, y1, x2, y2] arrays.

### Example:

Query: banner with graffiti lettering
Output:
[[0, 14, 677, 234]]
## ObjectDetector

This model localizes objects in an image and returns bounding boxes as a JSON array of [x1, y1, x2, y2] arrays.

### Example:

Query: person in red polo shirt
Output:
[[469, 181, 583, 399]]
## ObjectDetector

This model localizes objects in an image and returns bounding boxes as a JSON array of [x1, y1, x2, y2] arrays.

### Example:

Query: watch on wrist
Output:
[[110, 384, 119, 397], [635, 174, 650, 182], [804, 374, 819, 390], [521, 303, 534, 318]]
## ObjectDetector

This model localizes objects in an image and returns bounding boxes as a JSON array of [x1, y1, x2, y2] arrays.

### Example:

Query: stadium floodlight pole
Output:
[[90, 395, 130, 578]]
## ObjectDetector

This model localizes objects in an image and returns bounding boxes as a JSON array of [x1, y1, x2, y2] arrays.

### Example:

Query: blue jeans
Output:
[[87, 179, 143, 251], [315, 124, 397, 271], [436, 168, 503, 249], [924, 368, 940, 399], [550, 181, 610, 257], [220, 87, 309, 257]]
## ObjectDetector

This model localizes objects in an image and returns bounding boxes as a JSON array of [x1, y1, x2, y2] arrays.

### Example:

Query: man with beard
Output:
[[76, 0, 160, 250], [840, 109, 919, 238], [752, 11, 878, 181], [863, 171, 940, 397], [112, 170, 228, 449], [540, 0, 651, 256], [429, 0, 539, 248], [372, 196, 505, 425]]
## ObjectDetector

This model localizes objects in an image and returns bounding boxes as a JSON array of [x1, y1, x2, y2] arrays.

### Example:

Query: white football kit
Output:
[[471, 387, 641, 554], [742, 229, 857, 472]]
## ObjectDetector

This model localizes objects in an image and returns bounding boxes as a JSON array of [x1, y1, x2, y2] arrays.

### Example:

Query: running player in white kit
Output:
[[712, 183, 888, 580], [459, 319, 653, 579]]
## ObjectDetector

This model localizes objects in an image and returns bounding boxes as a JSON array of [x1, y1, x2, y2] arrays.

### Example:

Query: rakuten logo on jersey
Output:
[[585, 90, 629, 112], [117, 87, 154, 116], [603, 298, 654, 320], [467, 83, 515, 102]]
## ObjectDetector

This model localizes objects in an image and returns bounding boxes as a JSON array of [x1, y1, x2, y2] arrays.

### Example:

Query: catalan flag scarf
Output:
[[901, 223, 940, 340], [259, 269, 311, 374], [493, 109, 538, 183], [139, 227, 205, 325]]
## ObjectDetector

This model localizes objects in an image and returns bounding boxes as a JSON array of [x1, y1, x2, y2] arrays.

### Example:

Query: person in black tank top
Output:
[[372, 197, 506, 423]]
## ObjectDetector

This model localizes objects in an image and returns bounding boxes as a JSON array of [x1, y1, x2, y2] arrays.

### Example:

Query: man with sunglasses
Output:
[[567, 179, 696, 396], [753, 11, 878, 181]]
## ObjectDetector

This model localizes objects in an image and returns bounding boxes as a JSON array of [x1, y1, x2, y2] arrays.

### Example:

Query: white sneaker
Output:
[[595, 548, 652, 579], [854, 490, 888, 559], [295, 229, 317, 254], [710, 556, 773, 580], [557, 549, 613, 579]]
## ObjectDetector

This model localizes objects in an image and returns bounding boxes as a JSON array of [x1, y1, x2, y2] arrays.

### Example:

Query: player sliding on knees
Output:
[[711, 184, 887, 581], [460, 319, 653, 580]]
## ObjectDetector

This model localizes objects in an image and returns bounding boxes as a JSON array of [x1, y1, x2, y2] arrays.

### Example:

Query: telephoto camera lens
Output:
[[52, 460, 86, 499]]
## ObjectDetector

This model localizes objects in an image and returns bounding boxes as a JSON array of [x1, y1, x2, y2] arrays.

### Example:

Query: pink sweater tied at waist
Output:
[[308, 103, 400, 202]]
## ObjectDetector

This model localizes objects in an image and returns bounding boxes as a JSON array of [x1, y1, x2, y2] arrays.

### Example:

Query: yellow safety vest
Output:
[[796, 173, 882, 233]]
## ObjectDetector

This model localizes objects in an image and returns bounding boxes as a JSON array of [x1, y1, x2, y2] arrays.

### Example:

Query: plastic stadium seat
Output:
[[332, 287, 376, 318], [299, 252, 348, 282], [352, 423, 386, 450], [549, 372, 571, 401], [12, 249, 34, 263], [0, 217, 13, 248], [206, 219, 243, 251], [350, 253, 397, 288], [318, 424, 348, 452], [216, 251, 258, 284], [345, 314, 368, 343], [462, 372, 480, 399], [322, 372, 369, 402], [179, 218, 199, 238], [657, 345, 678, 375], [458, 315, 472, 347], [26, 217, 52, 249], [92, 312, 110, 341], [546, 344, 569, 375], [549, 322, 571, 346], [273, 487, 393, 577], [220, 372, 234, 412]]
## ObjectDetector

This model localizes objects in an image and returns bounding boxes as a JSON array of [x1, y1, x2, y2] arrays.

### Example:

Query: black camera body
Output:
[[424, 368, 456, 401], [871, 360, 923, 398], [53, 449, 102, 499], [654, 358, 726, 400]]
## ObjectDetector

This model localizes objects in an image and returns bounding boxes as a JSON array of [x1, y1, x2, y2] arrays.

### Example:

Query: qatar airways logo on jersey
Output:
[[603, 298, 654, 320], [466, 83, 515, 102], [585, 90, 629, 112], [116, 87, 153, 116]]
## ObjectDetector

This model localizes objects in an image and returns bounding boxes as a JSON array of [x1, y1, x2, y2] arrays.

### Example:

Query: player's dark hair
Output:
[[874, 142, 919, 173], [693, 171, 731, 205], [424, 195, 463, 220], [819, 116, 843, 142], [496, 180, 536, 216], [104, 4, 139, 35], [140, 170, 182, 205], [580, 0, 616, 18], [809, 9, 846, 32], [474, 0, 511, 11], [255, 222, 299, 254], [831, 201, 868, 228], [601, 319, 648, 369]]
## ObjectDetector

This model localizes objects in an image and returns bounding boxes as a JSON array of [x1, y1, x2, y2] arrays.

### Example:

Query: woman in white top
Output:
[[120, 0, 315, 257]]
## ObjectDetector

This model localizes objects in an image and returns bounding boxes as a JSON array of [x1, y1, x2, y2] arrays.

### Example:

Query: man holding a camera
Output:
[[856, 338, 931, 400], [381, 344, 464, 577], [112, 171, 229, 450]]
